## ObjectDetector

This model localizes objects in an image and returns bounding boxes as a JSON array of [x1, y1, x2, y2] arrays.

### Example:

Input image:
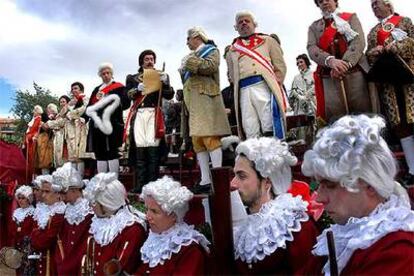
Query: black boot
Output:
[[133, 147, 147, 193], [147, 146, 160, 183]]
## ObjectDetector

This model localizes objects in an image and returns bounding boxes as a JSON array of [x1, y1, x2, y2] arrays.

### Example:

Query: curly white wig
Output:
[[33, 105, 43, 115], [187, 26, 209, 43], [84, 172, 126, 212], [52, 163, 83, 192], [236, 137, 298, 195], [141, 176, 193, 222], [47, 103, 58, 115], [235, 10, 258, 26], [37, 174, 64, 192], [302, 115, 408, 202], [98, 62, 114, 77], [32, 175, 42, 188], [15, 185, 33, 203]]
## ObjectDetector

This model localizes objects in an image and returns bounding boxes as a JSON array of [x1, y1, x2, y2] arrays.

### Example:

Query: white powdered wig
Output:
[[236, 137, 297, 195], [98, 62, 113, 76], [235, 10, 258, 26], [302, 115, 408, 203], [141, 176, 193, 222], [187, 26, 209, 43], [84, 172, 126, 212], [32, 175, 43, 188], [38, 174, 63, 192], [52, 162, 83, 192], [47, 103, 58, 115], [33, 105, 43, 114], [15, 185, 33, 203]]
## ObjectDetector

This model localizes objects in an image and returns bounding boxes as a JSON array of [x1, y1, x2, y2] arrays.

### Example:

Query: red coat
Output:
[[30, 214, 65, 276], [235, 219, 320, 275], [10, 212, 34, 249], [90, 223, 146, 275], [55, 214, 93, 276], [341, 230, 414, 275], [24, 115, 41, 182], [135, 243, 208, 275], [303, 230, 414, 275]]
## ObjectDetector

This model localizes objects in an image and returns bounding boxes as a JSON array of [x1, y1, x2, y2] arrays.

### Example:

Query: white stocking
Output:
[[97, 160, 108, 173], [197, 151, 211, 185], [108, 159, 119, 177], [401, 135, 414, 175], [209, 147, 222, 168]]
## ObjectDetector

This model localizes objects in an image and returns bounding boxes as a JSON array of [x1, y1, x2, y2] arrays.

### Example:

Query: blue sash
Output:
[[183, 44, 216, 83], [272, 94, 285, 139]]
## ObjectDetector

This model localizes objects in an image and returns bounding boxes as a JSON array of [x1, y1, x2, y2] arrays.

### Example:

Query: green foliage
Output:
[[10, 82, 59, 140], [0, 186, 12, 202], [0, 132, 21, 145]]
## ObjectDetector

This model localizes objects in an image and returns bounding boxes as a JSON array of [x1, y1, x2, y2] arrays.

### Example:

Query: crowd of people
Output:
[[5, 0, 414, 274]]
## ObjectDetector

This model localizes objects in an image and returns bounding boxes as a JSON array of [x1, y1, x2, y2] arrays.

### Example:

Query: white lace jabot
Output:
[[141, 222, 210, 268], [65, 197, 93, 225], [233, 193, 309, 264], [89, 206, 146, 246], [313, 195, 414, 275], [13, 206, 35, 224], [35, 201, 66, 230]]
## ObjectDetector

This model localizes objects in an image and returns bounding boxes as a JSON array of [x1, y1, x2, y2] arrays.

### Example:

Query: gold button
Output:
[[248, 264, 253, 269], [252, 63, 255, 66], [98, 252, 101, 256], [39, 265, 42, 268], [253, 71, 257, 74], [96, 262, 99, 266], [72, 231, 75, 234], [71, 241, 74, 245]]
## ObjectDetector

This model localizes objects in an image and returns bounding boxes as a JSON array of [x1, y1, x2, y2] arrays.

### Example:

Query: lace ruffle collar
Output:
[[233, 193, 309, 264], [13, 206, 35, 224], [141, 222, 210, 268], [65, 198, 93, 225], [35, 201, 66, 230], [313, 195, 414, 275], [89, 206, 146, 246]]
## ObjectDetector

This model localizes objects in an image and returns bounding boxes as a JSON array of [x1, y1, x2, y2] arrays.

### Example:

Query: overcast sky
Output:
[[0, 0, 413, 117]]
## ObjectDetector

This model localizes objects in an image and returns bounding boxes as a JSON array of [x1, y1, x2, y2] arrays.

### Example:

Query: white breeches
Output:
[[133, 108, 161, 147], [240, 81, 273, 138]]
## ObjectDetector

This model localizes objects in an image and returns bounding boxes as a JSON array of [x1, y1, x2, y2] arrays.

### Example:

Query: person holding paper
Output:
[[125, 50, 174, 193]]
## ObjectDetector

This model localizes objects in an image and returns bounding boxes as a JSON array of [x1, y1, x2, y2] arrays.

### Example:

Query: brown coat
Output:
[[182, 46, 231, 137]]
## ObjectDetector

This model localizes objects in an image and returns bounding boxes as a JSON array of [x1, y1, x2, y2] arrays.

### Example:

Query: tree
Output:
[[10, 82, 59, 142]]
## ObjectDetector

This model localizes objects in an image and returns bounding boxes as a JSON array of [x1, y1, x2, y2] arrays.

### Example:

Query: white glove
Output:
[[160, 73, 168, 84], [137, 83, 145, 92]]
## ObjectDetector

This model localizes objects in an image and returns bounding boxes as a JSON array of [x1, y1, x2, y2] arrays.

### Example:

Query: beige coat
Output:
[[46, 108, 67, 167], [182, 47, 231, 137], [226, 34, 287, 139], [65, 97, 92, 160]]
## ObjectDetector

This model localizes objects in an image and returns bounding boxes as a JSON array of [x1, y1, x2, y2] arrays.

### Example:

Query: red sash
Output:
[[232, 35, 288, 111], [123, 94, 145, 143], [377, 15, 403, 46], [91, 82, 124, 104], [314, 12, 353, 119]]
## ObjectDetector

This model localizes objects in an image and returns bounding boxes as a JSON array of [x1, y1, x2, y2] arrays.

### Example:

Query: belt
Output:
[[239, 75, 264, 89]]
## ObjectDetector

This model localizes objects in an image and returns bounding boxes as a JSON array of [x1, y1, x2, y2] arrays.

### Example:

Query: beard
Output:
[[239, 185, 263, 209]]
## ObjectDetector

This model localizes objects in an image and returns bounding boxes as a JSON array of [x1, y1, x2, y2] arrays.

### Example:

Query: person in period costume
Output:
[[226, 11, 288, 140], [301, 114, 414, 275], [51, 163, 93, 275], [85, 63, 130, 176], [44, 96, 70, 168], [136, 176, 210, 275], [37, 104, 56, 174], [179, 27, 231, 194], [23, 105, 43, 182], [30, 174, 66, 276], [230, 137, 320, 274], [83, 172, 147, 275], [308, 0, 376, 124], [289, 53, 316, 141], [66, 82, 91, 177], [125, 50, 174, 193], [10, 186, 35, 250], [289, 54, 316, 117], [366, 0, 414, 185]]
